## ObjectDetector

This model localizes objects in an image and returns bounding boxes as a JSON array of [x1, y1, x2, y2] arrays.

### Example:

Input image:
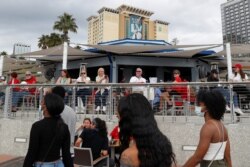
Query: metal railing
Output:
[[0, 82, 249, 123]]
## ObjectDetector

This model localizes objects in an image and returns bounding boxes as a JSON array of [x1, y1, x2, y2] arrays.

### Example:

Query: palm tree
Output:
[[47, 33, 63, 47], [53, 13, 78, 42], [38, 34, 50, 49]]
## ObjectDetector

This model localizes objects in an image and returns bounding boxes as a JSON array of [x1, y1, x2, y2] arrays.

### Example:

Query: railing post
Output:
[[38, 87, 43, 120], [108, 86, 113, 121], [229, 84, 235, 123], [3, 86, 10, 118], [72, 86, 76, 111]]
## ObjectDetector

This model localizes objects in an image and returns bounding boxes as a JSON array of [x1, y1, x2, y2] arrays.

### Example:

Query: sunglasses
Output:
[[136, 71, 142, 72]]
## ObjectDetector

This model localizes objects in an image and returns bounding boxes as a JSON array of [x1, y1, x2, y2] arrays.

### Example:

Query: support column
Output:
[[62, 42, 68, 70], [112, 57, 117, 83]]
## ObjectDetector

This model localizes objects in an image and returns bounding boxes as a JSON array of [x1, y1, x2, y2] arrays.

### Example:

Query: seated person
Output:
[[75, 118, 114, 167], [74, 118, 91, 144], [76, 70, 91, 111], [0, 76, 6, 105], [152, 87, 162, 112], [95, 68, 109, 113], [159, 85, 173, 111], [18, 71, 37, 107], [9, 72, 20, 112], [208, 69, 243, 115]]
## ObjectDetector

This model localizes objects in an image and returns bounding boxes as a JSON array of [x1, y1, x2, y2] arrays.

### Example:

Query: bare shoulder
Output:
[[120, 148, 139, 167]]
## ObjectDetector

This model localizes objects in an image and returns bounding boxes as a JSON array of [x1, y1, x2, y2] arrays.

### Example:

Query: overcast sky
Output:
[[0, 0, 227, 54]]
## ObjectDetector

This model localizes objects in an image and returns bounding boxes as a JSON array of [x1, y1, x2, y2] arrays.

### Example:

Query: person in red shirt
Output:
[[9, 72, 21, 112], [110, 125, 119, 141], [25, 71, 37, 95], [172, 69, 188, 100]]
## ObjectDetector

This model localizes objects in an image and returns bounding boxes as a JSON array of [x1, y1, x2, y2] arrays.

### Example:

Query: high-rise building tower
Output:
[[87, 4, 169, 44], [221, 0, 250, 44]]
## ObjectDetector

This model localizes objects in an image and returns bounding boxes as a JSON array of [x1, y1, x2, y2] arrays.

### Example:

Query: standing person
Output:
[[76, 69, 91, 112], [75, 117, 112, 167], [129, 68, 146, 94], [118, 93, 175, 167], [95, 67, 109, 113], [9, 72, 20, 112], [182, 89, 232, 167], [51, 86, 77, 161], [23, 93, 73, 167]]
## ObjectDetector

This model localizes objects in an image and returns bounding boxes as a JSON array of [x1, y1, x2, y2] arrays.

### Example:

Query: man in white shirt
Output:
[[129, 68, 146, 93]]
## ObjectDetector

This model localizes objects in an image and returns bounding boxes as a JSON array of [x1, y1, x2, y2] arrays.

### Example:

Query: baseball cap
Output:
[[234, 64, 242, 69]]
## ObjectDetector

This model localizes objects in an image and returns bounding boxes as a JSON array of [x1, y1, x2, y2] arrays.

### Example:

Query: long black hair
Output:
[[44, 93, 65, 137], [92, 118, 107, 138], [118, 93, 175, 167]]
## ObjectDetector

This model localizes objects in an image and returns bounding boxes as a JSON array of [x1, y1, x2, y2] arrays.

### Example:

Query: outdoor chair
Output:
[[74, 147, 109, 167]]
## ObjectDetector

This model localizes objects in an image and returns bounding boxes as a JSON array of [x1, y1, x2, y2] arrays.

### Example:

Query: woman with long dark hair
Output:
[[183, 89, 232, 167], [118, 93, 175, 167], [23, 93, 73, 167]]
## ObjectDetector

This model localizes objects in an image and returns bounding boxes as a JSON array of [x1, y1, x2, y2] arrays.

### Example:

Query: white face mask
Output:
[[195, 106, 205, 117]]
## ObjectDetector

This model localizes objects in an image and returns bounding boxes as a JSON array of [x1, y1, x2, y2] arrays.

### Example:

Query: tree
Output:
[[171, 38, 179, 46], [53, 13, 78, 42], [47, 33, 63, 47], [0, 51, 8, 56], [38, 33, 63, 49], [38, 34, 50, 49]]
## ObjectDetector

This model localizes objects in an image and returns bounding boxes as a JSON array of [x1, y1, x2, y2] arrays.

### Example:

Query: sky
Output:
[[0, 0, 227, 54]]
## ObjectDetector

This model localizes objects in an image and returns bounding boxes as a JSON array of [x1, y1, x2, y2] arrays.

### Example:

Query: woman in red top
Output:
[[9, 72, 20, 112]]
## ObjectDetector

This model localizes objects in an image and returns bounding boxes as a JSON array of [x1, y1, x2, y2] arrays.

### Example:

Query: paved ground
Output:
[[0, 154, 24, 167]]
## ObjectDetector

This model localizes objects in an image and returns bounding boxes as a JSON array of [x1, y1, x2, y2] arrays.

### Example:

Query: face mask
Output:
[[195, 106, 204, 117]]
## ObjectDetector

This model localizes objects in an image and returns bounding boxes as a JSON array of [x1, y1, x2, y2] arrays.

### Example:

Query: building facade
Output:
[[221, 0, 250, 44], [13, 43, 31, 55], [87, 4, 169, 44]]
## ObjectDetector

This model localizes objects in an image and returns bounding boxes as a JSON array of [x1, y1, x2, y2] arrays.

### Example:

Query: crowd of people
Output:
[[22, 87, 232, 167]]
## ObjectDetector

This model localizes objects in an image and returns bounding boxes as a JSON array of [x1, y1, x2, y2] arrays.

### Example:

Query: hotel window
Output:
[[144, 24, 148, 40], [125, 18, 130, 38]]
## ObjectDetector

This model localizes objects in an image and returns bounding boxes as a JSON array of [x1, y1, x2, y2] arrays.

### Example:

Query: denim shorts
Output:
[[34, 159, 64, 167]]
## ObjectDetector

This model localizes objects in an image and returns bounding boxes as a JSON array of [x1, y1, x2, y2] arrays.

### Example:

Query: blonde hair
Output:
[[97, 68, 105, 75]]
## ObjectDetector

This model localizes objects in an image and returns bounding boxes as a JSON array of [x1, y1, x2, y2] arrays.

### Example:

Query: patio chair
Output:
[[74, 147, 109, 167]]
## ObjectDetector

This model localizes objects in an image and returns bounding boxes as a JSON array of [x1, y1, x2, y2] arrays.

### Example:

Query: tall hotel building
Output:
[[221, 0, 250, 44], [87, 4, 169, 44]]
